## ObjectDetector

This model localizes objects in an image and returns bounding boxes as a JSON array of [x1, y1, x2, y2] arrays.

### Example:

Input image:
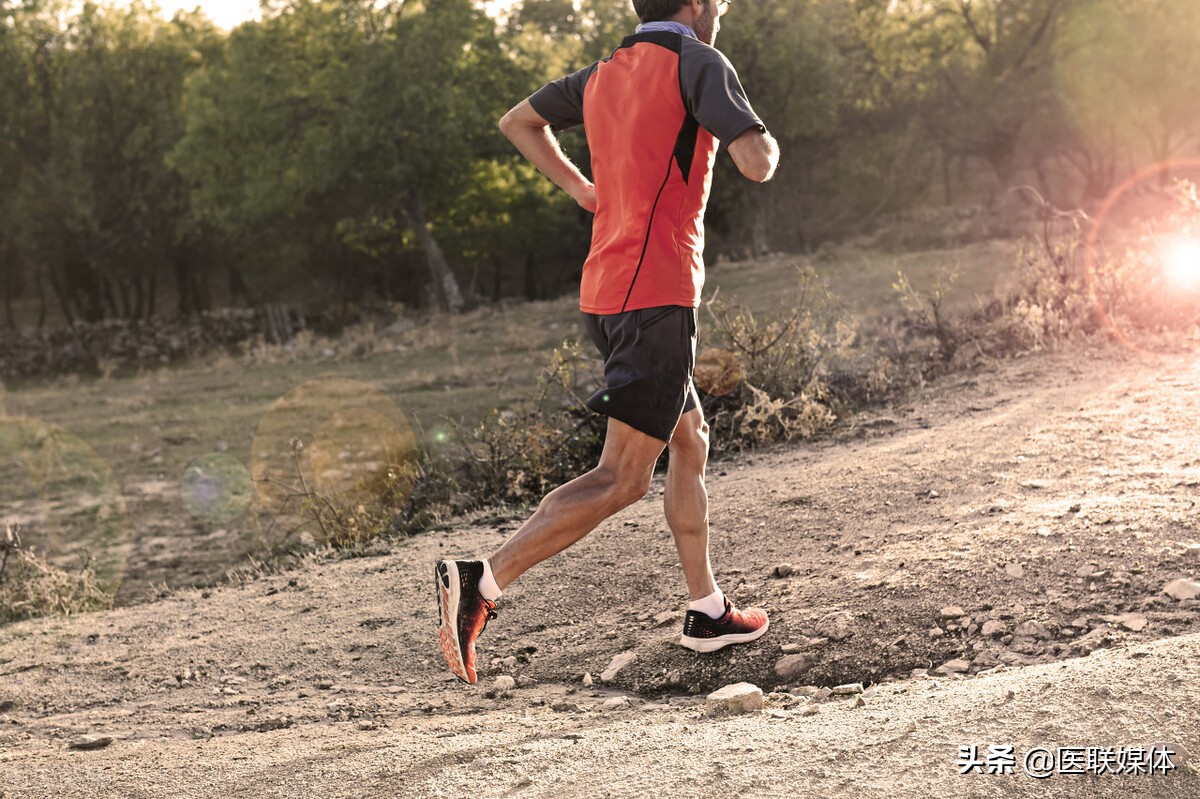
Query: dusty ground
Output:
[[2, 340, 1200, 798]]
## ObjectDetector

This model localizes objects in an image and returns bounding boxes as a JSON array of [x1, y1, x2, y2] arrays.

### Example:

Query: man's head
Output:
[[633, 0, 729, 46]]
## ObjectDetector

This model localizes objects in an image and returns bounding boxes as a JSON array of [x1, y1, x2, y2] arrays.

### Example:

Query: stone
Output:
[[493, 675, 516, 692], [1114, 613, 1148, 632], [982, 620, 1006, 637], [939, 606, 966, 620], [1185, 544, 1200, 560], [1163, 578, 1200, 602], [1013, 620, 1050, 640], [68, 735, 112, 751], [600, 652, 637, 683], [652, 611, 676, 627], [1004, 563, 1025, 579], [780, 643, 804, 654], [815, 611, 855, 641], [601, 696, 631, 710], [551, 700, 580, 713], [1075, 565, 1095, 579], [831, 682, 863, 695], [812, 687, 834, 703], [1071, 625, 1110, 654], [928, 626, 944, 639], [773, 563, 795, 578], [706, 682, 765, 716], [517, 675, 538, 689], [774, 654, 814, 682], [935, 659, 971, 676]]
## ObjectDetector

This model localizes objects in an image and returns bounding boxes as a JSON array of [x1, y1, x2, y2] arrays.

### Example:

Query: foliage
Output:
[[2, 0, 1200, 323]]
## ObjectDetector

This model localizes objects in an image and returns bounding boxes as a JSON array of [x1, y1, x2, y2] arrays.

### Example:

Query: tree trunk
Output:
[[228, 262, 255, 306], [47, 269, 76, 327], [36, 273, 47, 328], [146, 273, 156, 319], [523, 251, 537, 300], [407, 196, 464, 312]]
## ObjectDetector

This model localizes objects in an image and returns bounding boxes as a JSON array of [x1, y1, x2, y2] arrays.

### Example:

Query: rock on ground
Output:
[[600, 651, 637, 683], [706, 683, 764, 716]]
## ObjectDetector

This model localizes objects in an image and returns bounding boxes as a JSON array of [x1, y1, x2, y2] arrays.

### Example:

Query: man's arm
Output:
[[499, 99, 596, 212], [727, 128, 779, 183]]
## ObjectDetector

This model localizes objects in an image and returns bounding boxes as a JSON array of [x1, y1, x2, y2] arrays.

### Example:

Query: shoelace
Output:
[[480, 599, 498, 634]]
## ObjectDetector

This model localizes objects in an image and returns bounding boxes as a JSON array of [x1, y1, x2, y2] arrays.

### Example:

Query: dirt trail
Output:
[[2, 342, 1200, 798]]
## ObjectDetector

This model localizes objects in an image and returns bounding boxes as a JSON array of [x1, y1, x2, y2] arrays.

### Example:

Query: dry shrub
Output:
[[0, 523, 111, 623], [453, 341, 604, 505], [702, 265, 853, 451]]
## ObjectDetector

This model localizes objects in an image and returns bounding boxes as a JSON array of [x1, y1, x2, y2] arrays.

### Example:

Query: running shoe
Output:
[[435, 559, 497, 684], [679, 598, 769, 653]]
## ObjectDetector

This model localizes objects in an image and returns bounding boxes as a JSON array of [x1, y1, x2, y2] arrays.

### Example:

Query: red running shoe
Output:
[[679, 597, 769, 653], [435, 560, 497, 684]]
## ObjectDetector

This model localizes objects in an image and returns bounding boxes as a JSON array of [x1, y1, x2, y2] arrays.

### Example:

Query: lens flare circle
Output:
[[250, 378, 417, 539], [180, 453, 253, 524], [1084, 158, 1200, 350], [0, 416, 131, 595], [1164, 237, 1200, 290]]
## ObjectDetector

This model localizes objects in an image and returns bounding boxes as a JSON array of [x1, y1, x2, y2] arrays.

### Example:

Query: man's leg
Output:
[[667, 388, 770, 652], [436, 416, 667, 683], [488, 416, 667, 589], [664, 397, 717, 601]]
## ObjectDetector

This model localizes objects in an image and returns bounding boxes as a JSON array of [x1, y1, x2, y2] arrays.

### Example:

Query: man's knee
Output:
[[594, 464, 652, 510], [670, 416, 710, 464]]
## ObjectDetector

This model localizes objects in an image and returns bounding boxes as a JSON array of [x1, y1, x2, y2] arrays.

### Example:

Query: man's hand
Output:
[[500, 99, 595, 212], [571, 182, 597, 213], [728, 128, 779, 183]]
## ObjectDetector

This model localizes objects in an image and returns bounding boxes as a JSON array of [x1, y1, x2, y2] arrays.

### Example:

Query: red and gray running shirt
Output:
[[529, 30, 764, 314]]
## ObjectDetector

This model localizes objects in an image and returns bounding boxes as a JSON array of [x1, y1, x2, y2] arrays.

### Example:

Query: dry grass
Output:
[[0, 523, 112, 623]]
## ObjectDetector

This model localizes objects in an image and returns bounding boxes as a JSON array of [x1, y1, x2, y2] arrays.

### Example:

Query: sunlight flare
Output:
[[1164, 237, 1200, 290]]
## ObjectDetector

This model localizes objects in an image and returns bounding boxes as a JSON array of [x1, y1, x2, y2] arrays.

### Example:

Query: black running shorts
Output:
[[582, 305, 698, 443]]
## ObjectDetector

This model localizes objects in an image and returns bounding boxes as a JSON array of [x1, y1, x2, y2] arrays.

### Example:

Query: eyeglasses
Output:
[[715, 0, 732, 14]]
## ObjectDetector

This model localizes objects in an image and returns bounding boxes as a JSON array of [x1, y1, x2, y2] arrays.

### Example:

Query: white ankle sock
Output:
[[477, 559, 502, 601], [688, 589, 725, 620]]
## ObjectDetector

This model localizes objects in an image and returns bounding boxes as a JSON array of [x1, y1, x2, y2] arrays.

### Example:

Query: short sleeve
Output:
[[528, 62, 599, 131], [680, 44, 765, 145]]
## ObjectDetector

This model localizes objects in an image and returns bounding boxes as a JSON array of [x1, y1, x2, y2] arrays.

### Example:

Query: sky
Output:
[[180, 0, 260, 28], [120, 0, 516, 30]]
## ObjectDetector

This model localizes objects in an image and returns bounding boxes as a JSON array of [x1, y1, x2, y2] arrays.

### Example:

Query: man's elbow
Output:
[[731, 130, 779, 183], [498, 108, 517, 138], [742, 155, 777, 183]]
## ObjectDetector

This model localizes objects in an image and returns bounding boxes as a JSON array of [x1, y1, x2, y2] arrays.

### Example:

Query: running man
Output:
[[437, 0, 779, 684]]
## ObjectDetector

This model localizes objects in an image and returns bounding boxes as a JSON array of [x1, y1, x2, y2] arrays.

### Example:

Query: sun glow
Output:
[[1164, 237, 1200, 291]]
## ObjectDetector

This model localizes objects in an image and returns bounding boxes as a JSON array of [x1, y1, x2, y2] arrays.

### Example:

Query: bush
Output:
[[0, 524, 111, 623], [701, 265, 854, 450], [452, 340, 605, 505]]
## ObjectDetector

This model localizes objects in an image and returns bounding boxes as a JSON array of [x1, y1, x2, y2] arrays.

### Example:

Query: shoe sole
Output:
[[435, 561, 472, 683], [679, 616, 770, 653]]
